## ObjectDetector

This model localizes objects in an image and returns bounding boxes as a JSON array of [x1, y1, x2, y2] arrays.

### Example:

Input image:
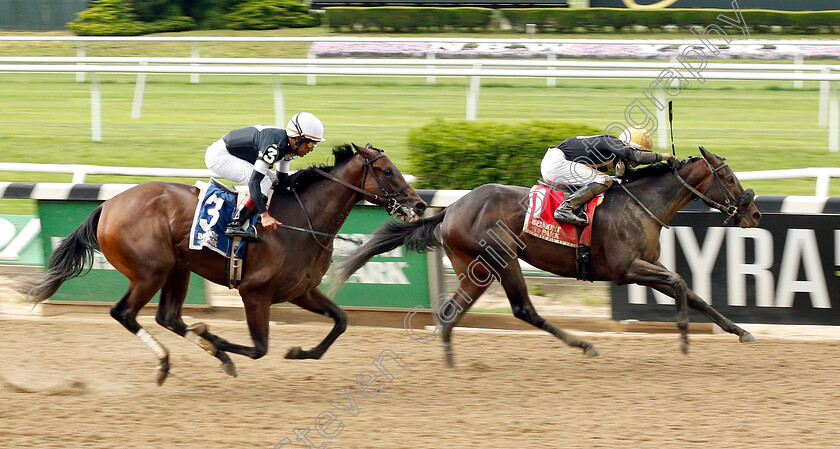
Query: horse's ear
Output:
[[365, 142, 372, 150], [352, 142, 376, 158], [699, 146, 727, 167]]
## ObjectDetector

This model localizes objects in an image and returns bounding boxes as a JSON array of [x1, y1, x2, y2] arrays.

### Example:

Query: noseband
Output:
[[312, 152, 411, 216], [673, 152, 755, 224]]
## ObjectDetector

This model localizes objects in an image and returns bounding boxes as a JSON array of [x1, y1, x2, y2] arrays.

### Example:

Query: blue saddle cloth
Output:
[[189, 182, 257, 259]]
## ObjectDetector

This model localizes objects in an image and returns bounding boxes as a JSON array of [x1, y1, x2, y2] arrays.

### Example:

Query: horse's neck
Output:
[[283, 158, 364, 237], [633, 162, 709, 222]]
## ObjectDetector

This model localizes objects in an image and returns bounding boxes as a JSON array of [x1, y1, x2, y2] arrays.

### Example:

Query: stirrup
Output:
[[224, 225, 257, 241]]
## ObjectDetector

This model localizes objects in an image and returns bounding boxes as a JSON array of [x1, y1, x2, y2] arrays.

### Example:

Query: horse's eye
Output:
[[727, 176, 735, 183], [384, 168, 393, 176]]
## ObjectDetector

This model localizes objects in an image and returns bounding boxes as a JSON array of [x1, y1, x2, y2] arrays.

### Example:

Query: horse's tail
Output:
[[331, 209, 447, 291], [20, 206, 103, 304]]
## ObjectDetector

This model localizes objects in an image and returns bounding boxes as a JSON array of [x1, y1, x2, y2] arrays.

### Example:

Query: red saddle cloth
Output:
[[522, 184, 603, 248]]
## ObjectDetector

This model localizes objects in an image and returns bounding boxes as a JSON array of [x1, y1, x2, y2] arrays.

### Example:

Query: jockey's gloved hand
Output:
[[276, 172, 291, 190], [615, 160, 626, 178]]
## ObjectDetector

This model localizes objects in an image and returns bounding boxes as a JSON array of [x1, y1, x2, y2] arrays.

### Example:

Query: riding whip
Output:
[[276, 223, 363, 245], [668, 100, 676, 158]]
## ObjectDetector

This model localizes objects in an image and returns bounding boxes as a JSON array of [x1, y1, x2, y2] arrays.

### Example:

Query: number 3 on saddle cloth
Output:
[[522, 184, 605, 281], [188, 180, 257, 260]]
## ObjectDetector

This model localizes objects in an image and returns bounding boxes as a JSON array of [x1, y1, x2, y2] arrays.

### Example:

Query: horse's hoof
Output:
[[583, 345, 600, 358], [740, 333, 758, 343], [443, 352, 455, 369], [221, 362, 238, 378], [285, 346, 303, 359], [187, 322, 208, 335], [155, 365, 170, 386]]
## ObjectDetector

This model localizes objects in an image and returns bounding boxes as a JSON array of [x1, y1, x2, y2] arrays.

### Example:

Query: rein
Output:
[[619, 182, 671, 229], [290, 189, 362, 250], [621, 152, 754, 228]]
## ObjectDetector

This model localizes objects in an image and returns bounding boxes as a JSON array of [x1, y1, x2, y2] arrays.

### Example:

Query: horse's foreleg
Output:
[[642, 263, 757, 343], [622, 259, 690, 354], [154, 267, 237, 378], [500, 265, 599, 358], [686, 292, 757, 342], [285, 288, 347, 360]]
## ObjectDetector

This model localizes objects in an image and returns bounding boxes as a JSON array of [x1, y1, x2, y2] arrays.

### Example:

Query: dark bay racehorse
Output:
[[22, 143, 427, 384], [334, 147, 761, 367]]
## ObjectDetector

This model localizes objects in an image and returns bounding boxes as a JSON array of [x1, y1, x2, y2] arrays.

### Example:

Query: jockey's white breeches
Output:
[[540, 147, 611, 187], [205, 138, 275, 197]]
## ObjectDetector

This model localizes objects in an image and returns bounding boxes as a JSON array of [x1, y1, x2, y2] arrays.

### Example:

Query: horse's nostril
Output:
[[416, 202, 427, 214]]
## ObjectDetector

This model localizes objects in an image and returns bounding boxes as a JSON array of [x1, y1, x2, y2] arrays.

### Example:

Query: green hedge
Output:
[[70, 0, 318, 35], [224, 0, 319, 29], [501, 8, 840, 33], [408, 120, 600, 190], [325, 7, 493, 32]]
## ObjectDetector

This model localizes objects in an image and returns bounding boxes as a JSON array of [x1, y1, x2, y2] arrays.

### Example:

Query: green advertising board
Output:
[[37, 201, 207, 305], [36, 200, 431, 309], [0, 214, 42, 265], [332, 206, 431, 309]]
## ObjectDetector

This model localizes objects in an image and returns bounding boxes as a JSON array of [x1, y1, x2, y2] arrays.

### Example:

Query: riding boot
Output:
[[224, 201, 257, 240], [553, 182, 609, 226]]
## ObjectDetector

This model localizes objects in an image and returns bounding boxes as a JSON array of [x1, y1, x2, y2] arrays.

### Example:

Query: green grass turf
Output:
[[1, 30, 838, 214]]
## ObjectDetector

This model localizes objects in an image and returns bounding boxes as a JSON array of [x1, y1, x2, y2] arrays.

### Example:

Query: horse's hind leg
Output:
[[437, 260, 491, 368], [500, 265, 599, 358], [284, 288, 347, 360], [110, 277, 172, 385], [154, 266, 238, 378], [622, 259, 691, 354], [200, 291, 272, 360]]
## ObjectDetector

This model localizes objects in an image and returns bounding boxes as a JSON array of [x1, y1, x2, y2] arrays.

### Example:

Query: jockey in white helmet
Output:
[[204, 112, 325, 240]]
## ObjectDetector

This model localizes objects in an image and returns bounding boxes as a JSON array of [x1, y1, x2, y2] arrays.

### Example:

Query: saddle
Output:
[[522, 183, 604, 281], [188, 179, 255, 289]]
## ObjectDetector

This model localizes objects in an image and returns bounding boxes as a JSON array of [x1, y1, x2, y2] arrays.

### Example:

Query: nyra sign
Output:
[[612, 212, 840, 325]]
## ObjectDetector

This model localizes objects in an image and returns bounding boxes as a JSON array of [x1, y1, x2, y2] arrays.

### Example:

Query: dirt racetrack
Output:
[[1, 314, 839, 449]]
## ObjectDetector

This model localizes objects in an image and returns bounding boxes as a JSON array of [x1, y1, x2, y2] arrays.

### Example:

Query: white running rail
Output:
[[0, 163, 833, 196]]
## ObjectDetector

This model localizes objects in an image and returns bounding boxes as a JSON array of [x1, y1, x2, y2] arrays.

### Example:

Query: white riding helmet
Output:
[[286, 112, 325, 142], [619, 127, 653, 151]]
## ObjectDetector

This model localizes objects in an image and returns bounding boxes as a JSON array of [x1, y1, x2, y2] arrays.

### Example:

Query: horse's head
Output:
[[353, 143, 427, 222], [685, 147, 761, 228]]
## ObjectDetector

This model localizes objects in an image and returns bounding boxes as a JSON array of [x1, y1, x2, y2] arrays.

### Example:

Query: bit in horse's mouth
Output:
[[397, 206, 419, 222]]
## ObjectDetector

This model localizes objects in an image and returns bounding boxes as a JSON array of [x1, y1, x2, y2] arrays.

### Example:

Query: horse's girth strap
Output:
[[228, 237, 243, 289]]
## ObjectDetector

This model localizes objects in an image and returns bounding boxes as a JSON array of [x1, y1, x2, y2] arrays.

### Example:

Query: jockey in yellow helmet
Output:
[[540, 126, 673, 226]]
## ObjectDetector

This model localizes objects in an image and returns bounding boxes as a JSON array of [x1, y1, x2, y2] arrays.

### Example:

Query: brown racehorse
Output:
[[334, 147, 762, 367], [22, 143, 427, 384]]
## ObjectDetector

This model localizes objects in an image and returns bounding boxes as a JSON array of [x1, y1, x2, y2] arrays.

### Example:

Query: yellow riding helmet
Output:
[[619, 127, 653, 151]]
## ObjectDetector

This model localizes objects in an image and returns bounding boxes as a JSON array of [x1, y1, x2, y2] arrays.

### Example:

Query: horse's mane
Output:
[[622, 156, 702, 183], [288, 144, 357, 193]]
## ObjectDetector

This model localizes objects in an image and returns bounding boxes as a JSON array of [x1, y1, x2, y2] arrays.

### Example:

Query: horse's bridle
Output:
[[288, 149, 411, 250], [311, 150, 411, 217], [673, 149, 755, 224]]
